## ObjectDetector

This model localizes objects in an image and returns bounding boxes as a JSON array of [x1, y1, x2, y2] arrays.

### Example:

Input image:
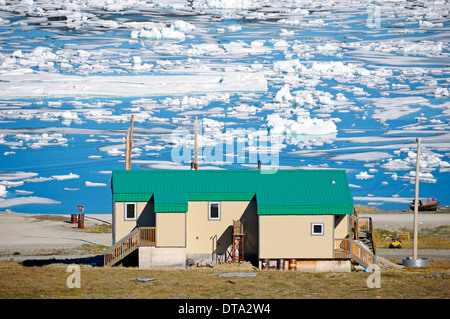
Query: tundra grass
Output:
[[0, 260, 448, 299], [373, 225, 450, 249]]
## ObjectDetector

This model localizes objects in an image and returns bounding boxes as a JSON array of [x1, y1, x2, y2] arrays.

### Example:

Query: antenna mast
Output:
[[194, 116, 198, 170]]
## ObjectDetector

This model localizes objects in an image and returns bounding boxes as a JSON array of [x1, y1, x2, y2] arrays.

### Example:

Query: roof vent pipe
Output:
[[194, 116, 198, 170]]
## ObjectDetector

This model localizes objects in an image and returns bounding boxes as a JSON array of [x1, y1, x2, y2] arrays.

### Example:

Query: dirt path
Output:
[[359, 213, 450, 231], [377, 248, 450, 261]]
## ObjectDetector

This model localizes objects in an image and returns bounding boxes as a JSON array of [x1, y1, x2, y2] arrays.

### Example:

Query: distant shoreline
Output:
[[354, 205, 450, 214], [0, 210, 111, 215]]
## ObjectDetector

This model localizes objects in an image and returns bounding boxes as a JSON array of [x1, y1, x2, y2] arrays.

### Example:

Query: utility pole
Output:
[[125, 114, 134, 170], [413, 137, 421, 260], [130, 114, 134, 154], [402, 137, 427, 268], [125, 129, 130, 170]]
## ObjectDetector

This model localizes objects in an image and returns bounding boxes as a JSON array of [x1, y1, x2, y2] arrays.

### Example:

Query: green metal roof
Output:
[[111, 169, 354, 215]]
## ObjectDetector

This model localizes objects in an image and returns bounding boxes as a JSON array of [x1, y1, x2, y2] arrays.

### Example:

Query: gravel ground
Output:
[[359, 213, 450, 232], [377, 248, 450, 261], [0, 212, 112, 258]]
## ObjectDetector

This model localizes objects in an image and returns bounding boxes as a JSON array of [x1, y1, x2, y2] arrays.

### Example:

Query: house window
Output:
[[311, 223, 324, 236], [208, 202, 220, 220], [125, 202, 137, 220]]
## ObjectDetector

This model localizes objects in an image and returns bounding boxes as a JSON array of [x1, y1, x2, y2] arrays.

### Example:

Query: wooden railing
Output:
[[140, 227, 156, 247], [104, 227, 156, 267], [334, 238, 376, 269], [356, 217, 373, 233]]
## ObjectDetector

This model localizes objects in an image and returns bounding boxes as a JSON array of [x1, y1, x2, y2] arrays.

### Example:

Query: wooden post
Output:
[[125, 115, 134, 170], [125, 128, 130, 170], [129, 114, 134, 155], [194, 116, 198, 170], [413, 138, 421, 260]]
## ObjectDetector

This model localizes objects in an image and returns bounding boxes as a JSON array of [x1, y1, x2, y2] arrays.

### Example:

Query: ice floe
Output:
[[193, 0, 261, 10], [85, 181, 107, 187], [0, 72, 267, 99], [266, 114, 337, 136], [130, 26, 186, 41], [0, 196, 60, 208], [0, 180, 24, 188], [0, 185, 7, 198], [382, 148, 450, 171], [356, 171, 375, 180], [51, 173, 80, 181], [0, 171, 38, 181]]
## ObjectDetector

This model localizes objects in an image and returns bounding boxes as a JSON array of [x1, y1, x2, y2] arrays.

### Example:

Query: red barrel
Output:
[[77, 213, 84, 229], [289, 259, 297, 271], [71, 214, 77, 224]]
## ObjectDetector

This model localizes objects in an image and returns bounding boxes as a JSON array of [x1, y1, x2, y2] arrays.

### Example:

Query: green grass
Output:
[[374, 225, 450, 249]]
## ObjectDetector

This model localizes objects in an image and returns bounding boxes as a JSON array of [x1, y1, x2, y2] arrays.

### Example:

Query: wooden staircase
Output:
[[334, 216, 377, 269], [358, 231, 375, 254], [104, 227, 155, 267], [355, 217, 376, 255]]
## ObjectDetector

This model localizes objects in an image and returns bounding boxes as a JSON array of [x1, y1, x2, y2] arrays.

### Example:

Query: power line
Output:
[[0, 157, 120, 173]]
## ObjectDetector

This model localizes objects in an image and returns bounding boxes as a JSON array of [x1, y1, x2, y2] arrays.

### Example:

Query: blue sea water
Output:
[[0, 1, 449, 214]]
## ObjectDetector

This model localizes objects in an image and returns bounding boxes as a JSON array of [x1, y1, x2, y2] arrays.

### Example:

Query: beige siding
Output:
[[113, 201, 155, 244], [186, 201, 257, 256], [259, 215, 334, 259], [156, 212, 186, 247], [113, 198, 348, 261], [334, 214, 349, 238]]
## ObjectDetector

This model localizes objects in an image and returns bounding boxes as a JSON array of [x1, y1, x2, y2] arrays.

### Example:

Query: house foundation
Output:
[[296, 260, 351, 272], [139, 247, 186, 269], [260, 259, 351, 272]]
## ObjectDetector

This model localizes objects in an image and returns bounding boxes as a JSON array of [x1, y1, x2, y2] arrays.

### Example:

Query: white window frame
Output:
[[124, 202, 137, 221], [208, 202, 221, 220], [311, 223, 324, 236]]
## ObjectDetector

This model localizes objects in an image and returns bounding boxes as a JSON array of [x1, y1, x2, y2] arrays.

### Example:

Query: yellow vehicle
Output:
[[389, 237, 402, 249]]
